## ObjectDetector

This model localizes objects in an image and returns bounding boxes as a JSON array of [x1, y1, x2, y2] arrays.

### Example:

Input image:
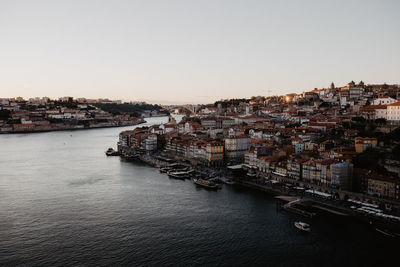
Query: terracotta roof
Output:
[[355, 137, 377, 141], [362, 105, 387, 110], [388, 102, 400, 107]]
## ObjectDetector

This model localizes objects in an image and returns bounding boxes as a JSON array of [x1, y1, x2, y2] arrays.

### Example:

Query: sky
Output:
[[0, 0, 399, 104]]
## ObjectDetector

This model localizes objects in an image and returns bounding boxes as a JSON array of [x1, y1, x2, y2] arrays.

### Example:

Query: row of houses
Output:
[[360, 96, 400, 121], [243, 145, 354, 190]]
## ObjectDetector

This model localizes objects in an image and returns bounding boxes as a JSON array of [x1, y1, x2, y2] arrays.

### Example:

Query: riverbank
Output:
[[0, 120, 146, 134], [234, 179, 400, 235]]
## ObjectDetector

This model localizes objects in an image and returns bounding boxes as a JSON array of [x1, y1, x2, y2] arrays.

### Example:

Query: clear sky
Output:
[[0, 0, 399, 104]]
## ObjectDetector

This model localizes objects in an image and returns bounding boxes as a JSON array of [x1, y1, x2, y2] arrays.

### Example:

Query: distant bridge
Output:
[[162, 104, 200, 115]]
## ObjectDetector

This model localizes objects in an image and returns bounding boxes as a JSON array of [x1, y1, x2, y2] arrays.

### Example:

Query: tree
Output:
[[352, 117, 366, 123], [0, 109, 11, 120], [374, 118, 386, 125], [353, 148, 386, 173]]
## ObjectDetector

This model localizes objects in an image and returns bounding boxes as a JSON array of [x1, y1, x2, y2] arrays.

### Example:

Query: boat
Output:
[[246, 172, 257, 177], [159, 167, 173, 173], [123, 153, 139, 159], [375, 228, 396, 238], [105, 148, 119, 156], [193, 178, 218, 190], [294, 221, 311, 232], [167, 171, 191, 179], [220, 177, 236, 185]]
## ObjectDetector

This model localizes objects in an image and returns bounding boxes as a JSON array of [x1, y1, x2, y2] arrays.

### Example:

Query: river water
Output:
[[0, 116, 397, 266]]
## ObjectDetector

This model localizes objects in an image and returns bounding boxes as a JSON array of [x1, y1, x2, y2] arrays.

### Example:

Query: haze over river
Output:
[[0, 116, 397, 266]]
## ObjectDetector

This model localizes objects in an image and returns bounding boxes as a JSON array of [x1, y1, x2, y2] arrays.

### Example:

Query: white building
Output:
[[375, 106, 387, 119], [361, 105, 387, 120], [387, 102, 400, 122], [373, 96, 397, 106], [145, 134, 158, 151], [349, 87, 364, 101]]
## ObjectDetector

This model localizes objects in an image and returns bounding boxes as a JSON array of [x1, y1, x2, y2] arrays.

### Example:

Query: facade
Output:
[[302, 159, 336, 186], [224, 135, 251, 164], [145, 134, 158, 151], [349, 87, 364, 101], [330, 162, 353, 190], [258, 156, 279, 174], [294, 142, 305, 154], [287, 158, 303, 180], [244, 146, 273, 167], [354, 137, 377, 153], [205, 141, 224, 166], [387, 102, 400, 122], [119, 130, 134, 148], [201, 118, 217, 129], [368, 178, 399, 199], [184, 121, 203, 133], [361, 105, 387, 120], [373, 96, 397, 105]]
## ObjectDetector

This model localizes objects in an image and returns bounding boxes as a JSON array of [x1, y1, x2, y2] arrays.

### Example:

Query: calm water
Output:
[[0, 116, 397, 266]]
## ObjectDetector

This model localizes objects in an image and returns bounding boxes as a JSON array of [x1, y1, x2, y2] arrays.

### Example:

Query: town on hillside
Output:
[[116, 81, 400, 226], [0, 97, 169, 133]]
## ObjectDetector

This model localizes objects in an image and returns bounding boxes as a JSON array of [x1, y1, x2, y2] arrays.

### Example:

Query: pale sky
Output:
[[0, 0, 399, 104]]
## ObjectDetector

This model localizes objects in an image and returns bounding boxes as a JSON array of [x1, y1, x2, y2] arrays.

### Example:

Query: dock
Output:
[[282, 198, 317, 218], [311, 204, 349, 216]]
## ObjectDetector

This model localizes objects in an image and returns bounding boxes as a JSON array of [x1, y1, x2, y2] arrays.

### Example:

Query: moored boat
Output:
[[220, 177, 236, 185], [294, 221, 311, 232], [167, 170, 192, 179], [160, 167, 173, 173], [193, 178, 218, 190], [105, 147, 119, 156], [375, 228, 397, 238]]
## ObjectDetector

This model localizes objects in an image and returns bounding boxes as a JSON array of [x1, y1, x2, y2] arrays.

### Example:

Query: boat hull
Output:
[[294, 222, 311, 232], [193, 179, 218, 190]]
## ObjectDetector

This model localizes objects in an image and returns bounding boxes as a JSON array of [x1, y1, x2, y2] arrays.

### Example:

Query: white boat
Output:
[[105, 147, 119, 156], [375, 228, 396, 238], [294, 221, 311, 232]]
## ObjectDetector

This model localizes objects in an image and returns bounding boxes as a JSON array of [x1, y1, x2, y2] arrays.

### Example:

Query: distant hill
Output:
[[94, 103, 170, 117], [214, 98, 250, 108]]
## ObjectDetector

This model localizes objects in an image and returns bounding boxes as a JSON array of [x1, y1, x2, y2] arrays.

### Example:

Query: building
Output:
[[145, 134, 158, 151], [244, 146, 273, 167], [12, 123, 35, 132], [184, 121, 203, 133], [302, 159, 336, 186], [294, 142, 305, 154], [205, 141, 224, 166], [224, 135, 251, 164], [387, 102, 400, 122], [349, 87, 364, 101], [258, 156, 279, 174], [201, 118, 216, 129], [287, 157, 303, 180], [360, 105, 387, 120], [330, 162, 353, 190], [354, 137, 377, 153], [373, 96, 397, 105], [368, 176, 399, 199]]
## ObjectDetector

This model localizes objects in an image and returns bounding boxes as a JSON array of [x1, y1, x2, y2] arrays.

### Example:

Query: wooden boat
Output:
[[193, 178, 218, 190]]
